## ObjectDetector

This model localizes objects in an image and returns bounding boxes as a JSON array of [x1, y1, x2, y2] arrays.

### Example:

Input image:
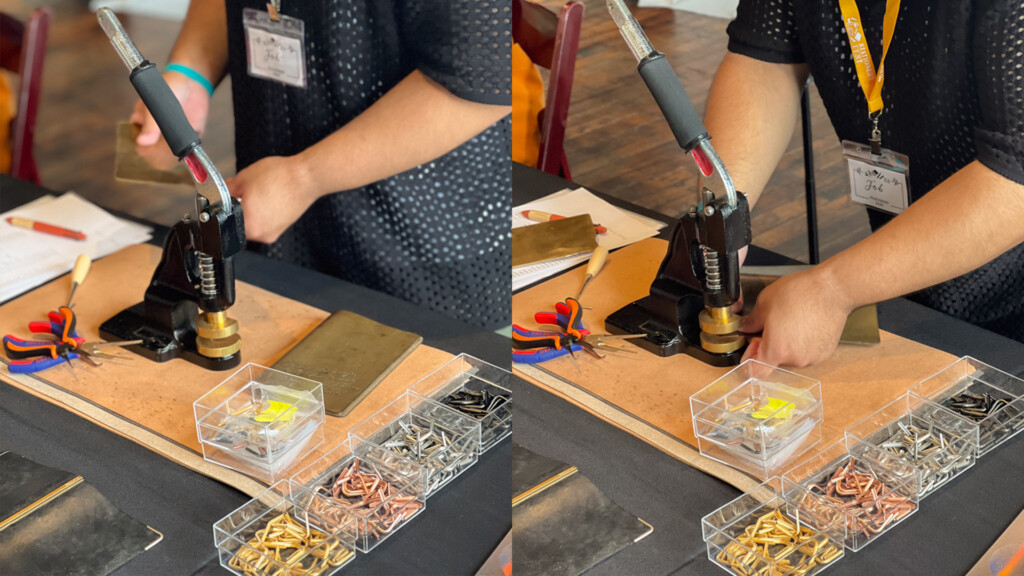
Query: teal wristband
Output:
[[165, 63, 215, 96]]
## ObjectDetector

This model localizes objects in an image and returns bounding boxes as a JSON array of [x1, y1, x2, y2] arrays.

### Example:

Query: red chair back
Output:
[[513, 0, 583, 180], [1, 8, 51, 185]]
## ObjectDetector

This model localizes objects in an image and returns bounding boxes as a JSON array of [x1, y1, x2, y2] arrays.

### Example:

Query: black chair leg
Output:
[[801, 82, 820, 265]]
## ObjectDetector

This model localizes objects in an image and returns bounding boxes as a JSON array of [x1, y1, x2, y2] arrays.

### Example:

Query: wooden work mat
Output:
[[513, 238, 957, 492], [0, 244, 454, 496]]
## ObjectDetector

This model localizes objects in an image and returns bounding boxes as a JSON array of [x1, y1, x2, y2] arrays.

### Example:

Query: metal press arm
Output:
[[607, 0, 737, 208], [97, 8, 231, 214]]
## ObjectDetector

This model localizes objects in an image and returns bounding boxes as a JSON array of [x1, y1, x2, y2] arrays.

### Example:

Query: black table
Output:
[[0, 175, 512, 575], [512, 163, 1024, 576]]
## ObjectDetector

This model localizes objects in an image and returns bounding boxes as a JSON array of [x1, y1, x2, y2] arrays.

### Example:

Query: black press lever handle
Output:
[[129, 63, 201, 159], [637, 52, 707, 153], [98, 7, 200, 160]]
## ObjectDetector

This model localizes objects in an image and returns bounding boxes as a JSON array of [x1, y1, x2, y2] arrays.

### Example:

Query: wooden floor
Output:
[[3, 0, 235, 226], [7, 0, 869, 261], [538, 0, 871, 262]]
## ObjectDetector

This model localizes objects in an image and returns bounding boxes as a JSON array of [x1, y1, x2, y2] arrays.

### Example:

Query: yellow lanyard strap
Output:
[[838, 0, 901, 115]]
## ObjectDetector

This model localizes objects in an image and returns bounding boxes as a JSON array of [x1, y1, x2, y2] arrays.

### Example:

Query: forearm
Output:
[[294, 70, 511, 196], [167, 0, 229, 85], [704, 52, 808, 207], [821, 161, 1024, 310]]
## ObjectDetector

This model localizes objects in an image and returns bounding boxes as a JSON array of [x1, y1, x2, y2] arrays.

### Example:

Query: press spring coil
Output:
[[198, 253, 216, 297], [703, 246, 721, 292]]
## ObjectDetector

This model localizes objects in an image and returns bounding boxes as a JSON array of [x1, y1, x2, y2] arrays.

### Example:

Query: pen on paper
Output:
[[5, 217, 88, 241]]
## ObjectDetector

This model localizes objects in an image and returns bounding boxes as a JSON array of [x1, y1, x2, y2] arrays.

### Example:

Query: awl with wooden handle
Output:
[[67, 254, 91, 308], [576, 246, 609, 301]]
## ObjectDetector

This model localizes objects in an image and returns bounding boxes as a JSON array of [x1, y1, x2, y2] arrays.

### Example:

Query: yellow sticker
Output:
[[750, 397, 794, 420], [254, 400, 298, 423]]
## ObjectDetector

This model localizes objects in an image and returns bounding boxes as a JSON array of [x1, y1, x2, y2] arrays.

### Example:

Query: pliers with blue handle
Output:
[[511, 325, 585, 364], [535, 300, 642, 356], [3, 307, 88, 374], [3, 335, 82, 373]]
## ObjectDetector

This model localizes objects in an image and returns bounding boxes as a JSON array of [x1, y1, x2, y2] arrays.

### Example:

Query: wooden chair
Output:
[[1, 8, 51, 185], [512, 0, 584, 180]]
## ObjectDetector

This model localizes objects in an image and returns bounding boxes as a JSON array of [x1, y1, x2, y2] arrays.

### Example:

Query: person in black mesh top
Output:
[[131, 1, 511, 329], [694, 0, 1024, 365]]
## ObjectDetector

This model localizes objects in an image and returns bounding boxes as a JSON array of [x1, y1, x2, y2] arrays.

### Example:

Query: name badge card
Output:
[[242, 8, 306, 89], [842, 140, 911, 215]]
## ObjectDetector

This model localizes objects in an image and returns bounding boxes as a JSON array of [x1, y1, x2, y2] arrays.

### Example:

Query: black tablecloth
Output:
[[512, 163, 1024, 576], [0, 175, 511, 575]]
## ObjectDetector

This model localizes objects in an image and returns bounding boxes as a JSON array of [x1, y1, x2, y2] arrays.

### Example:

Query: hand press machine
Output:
[[603, 0, 752, 367], [96, 9, 245, 370]]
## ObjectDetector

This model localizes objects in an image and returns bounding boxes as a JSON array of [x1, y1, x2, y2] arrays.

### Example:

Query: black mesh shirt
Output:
[[224, 0, 511, 329], [727, 0, 1024, 342]]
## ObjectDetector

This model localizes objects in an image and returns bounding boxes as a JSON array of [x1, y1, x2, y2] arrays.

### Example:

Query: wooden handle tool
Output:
[[67, 254, 91, 308], [576, 246, 609, 301]]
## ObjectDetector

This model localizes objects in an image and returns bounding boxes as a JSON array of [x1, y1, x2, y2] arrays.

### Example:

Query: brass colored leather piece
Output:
[[113, 122, 193, 185], [511, 214, 598, 267], [272, 311, 422, 417]]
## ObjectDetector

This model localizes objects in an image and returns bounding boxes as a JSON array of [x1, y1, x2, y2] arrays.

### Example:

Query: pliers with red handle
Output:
[[3, 336, 81, 373], [535, 299, 643, 356], [511, 324, 586, 364], [3, 307, 86, 373], [512, 298, 602, 366], [535, 300, 591, 339]]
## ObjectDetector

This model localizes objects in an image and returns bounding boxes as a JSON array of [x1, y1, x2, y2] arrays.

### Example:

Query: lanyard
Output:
[[838, 0, 900, 128]]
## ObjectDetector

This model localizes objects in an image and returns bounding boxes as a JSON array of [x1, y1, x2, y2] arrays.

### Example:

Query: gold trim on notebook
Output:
[[512, 466, 578, 507], [0, 475, 84, 532]]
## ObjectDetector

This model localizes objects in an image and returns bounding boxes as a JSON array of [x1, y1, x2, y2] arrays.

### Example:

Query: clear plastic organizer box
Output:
[[409, 353, 512, 453], [691, 360, 823, 479], [782, 437, 920, 552], [348, 392, 481, 497], [702, 477, 846, 576], [910, 356, 1024, 456], [195, 364, 325, 483], [846, 393, 978, 499], [213, 481, 356, 576], [289, 439, 426, 553]]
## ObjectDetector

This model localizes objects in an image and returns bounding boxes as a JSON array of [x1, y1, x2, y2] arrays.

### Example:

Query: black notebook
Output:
[[0, 452, 162, 575]]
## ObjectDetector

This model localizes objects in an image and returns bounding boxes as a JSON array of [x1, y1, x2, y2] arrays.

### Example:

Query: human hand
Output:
[[739, 267, 852, 368], [130, 125, 179, 172], [130, 71, 210, 146], [226, 156, 319, 244]]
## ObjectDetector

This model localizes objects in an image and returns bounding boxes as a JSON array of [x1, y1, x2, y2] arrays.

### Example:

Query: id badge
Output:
[[842, 140, 911, 215], [242, 8, 306, 89]]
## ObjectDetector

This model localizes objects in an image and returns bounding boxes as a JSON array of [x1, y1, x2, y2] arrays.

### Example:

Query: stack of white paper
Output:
[[512, 188, 666, 291], [0, 192, 153, 303]]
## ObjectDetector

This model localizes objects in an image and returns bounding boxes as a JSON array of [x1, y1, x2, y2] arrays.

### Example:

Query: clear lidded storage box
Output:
[[691, 360, 823, 479], [409, 353, 512, 453], [782, 437, 920, 551], [289, 439, 426, 553], [195, 363, 325, 483], [702, 477, 846, 576], [213, 481, 356, 576], [846, 392, 978, 499], [348, 392, 481, 497], [909, 356, 1024, 456]]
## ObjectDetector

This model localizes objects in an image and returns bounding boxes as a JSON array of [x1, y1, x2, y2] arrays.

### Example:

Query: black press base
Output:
[[99, 303, 241, 371], [604, 296, 745, 368]]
